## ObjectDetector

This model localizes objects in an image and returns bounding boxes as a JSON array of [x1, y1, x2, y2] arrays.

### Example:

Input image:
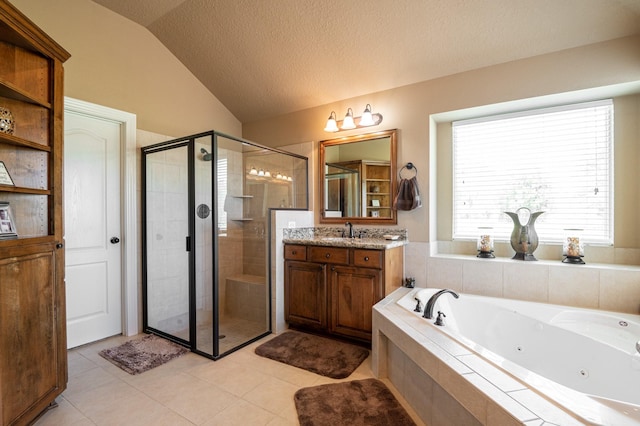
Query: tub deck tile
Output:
[[509, 389, 587, 426], [458, 354, 526, 393], [464, 372, 538, 423]]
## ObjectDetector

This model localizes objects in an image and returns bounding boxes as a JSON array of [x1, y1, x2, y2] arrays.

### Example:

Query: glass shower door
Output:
[[143, 130, 309, 360], [142, 141, 191, 345]]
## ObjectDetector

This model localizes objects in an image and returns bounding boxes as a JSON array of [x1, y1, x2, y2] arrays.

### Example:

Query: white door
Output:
[[64, 111, 122, 348]]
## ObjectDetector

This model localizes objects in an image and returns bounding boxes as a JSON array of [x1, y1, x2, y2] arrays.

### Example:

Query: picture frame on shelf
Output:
[[371, 199, 380, 207], [0, 161, 15, 186], [371, 210, 380, 218], [0, 201, 17, 239]]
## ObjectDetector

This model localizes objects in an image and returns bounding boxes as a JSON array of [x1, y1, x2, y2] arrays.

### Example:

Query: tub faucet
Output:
[[423, 289, 459, 319], [345, 221, 355, 238], [636, 340, 640, 354]]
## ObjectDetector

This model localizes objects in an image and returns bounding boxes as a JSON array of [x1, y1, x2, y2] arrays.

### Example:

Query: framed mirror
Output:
[[319, 129, 397, 224]]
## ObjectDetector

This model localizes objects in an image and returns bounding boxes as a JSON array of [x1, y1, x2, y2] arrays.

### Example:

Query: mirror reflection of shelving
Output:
[[363, 161, 391, 218]]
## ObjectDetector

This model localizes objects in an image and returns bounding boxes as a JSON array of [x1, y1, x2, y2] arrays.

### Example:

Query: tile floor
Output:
[[35, 333, 425, 425]]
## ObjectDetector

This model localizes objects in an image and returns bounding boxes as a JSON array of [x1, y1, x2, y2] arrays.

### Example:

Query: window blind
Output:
[[452, 99, 613, 244], [217, 157, 227, 232]]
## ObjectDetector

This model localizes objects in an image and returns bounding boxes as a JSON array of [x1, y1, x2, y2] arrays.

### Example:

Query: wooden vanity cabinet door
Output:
[[284, 260, 328, 330], [329, 265, 383, 341]]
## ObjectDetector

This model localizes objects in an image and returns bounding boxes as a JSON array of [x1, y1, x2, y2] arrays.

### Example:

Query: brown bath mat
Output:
[[254, 331, 369, 379], [99, 334, 189, 375], [294, 378, 416, 426]]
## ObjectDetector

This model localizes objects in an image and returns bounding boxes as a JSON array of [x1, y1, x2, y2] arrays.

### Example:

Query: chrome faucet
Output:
[[423, 289, 459, 319], [636, 340, 640, 354], [345, 221, 355, 238]]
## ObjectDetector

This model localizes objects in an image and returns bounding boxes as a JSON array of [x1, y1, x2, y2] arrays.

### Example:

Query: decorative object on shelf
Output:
[[476, 227, 495, 258], [562, 228, 585, 264], [0, 161, 15, 186], [393, 162, 421, 211], [371, 199, 380, 207], [370, 184, 380, 193], [0, 201, 17, 239], [323, 104, 383, 132], [371, 210, 380, 217], [504, 207, 544, 261], [0, 106, 15, 134]]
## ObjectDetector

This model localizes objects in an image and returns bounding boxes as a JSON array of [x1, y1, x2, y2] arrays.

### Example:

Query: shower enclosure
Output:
[[141, 130, 308, 359]]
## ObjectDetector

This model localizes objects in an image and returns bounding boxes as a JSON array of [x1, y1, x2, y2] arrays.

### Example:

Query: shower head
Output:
[[200, 147, 212, 161]]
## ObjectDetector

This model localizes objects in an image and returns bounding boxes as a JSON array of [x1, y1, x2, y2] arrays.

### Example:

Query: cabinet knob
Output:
[[55, 243, 64, 249], [291, 250, 296, 255], [364, 256, 369, 261], [325, 253, 331, 258], [110, 237, 120, 244]]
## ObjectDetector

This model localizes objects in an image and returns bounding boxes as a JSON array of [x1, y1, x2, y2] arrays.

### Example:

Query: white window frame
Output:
[[452, 99, 614, 245]]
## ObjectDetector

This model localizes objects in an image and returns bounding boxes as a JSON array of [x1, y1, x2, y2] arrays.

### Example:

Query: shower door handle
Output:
[[186, 236, 191, 252]]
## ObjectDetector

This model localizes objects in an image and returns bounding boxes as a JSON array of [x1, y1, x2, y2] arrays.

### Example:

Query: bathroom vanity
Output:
[[283, 232, 405, 343]]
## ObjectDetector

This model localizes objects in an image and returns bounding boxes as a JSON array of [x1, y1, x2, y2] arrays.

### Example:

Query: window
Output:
[[217, 157, 227, 233], [453, 99, 613, 244]]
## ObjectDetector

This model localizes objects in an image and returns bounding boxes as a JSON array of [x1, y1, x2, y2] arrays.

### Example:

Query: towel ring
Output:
[[399, 162, 418, 179]]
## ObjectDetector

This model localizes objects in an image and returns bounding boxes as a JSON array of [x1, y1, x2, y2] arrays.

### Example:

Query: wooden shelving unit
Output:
[[0, 3, 70, 425]]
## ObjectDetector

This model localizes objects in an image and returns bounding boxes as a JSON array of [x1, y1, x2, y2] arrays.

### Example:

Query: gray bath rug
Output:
[[254, 330, 369, 379], [99, 334, 189, 375], [294, 378, 416, 426]]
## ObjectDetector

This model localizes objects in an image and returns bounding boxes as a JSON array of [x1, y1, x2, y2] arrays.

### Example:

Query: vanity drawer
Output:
[[308, 246, 350, 265], [353, 249, 383, 269], [284, 244, 307, 260]]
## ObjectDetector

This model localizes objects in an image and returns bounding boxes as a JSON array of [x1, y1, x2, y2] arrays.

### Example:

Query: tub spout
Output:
[[636, 340, 640, 354], [423, 289, 459, 319]]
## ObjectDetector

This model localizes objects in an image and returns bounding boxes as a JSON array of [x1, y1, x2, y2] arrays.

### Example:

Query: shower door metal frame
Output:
[[141, 136, 195, 351], [142, 130, 309, 360]]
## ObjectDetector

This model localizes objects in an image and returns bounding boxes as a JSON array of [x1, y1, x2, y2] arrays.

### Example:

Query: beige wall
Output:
[[243, 35, 640, 250], [12, 0, 241, 138]]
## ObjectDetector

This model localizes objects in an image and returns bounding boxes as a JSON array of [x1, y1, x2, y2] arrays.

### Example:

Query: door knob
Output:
[[110, 237, 120, 244]]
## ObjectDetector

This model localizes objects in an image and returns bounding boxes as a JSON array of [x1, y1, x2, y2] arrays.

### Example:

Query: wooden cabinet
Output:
[[0, 3, 70, 425], [284, 243, 403, 343]]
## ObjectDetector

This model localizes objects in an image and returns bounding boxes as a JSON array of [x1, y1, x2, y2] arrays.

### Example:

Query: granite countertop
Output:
[[283, 236, 406, 250], [283, 226, 408, 250]]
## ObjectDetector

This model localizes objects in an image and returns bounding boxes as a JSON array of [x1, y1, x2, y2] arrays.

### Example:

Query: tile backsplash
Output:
[[404, 241, 640, 315]]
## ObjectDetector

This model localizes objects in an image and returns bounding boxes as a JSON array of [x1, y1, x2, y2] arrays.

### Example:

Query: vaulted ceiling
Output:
[[92, 0, 640, 123]]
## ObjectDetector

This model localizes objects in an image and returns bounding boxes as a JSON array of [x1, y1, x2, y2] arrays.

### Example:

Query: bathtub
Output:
[[372, 287, 640, 425]]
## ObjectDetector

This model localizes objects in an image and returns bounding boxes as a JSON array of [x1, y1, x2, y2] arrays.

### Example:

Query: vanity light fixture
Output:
[[324, 111, 339, 132], [323, 104, 383, 132], [341, 108, 356, 130], [359, 104, 375, 126], [246, 168, 293, 183]]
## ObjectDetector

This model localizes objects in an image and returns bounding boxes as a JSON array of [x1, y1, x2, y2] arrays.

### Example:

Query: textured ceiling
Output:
[[92, 0, 640, 123]]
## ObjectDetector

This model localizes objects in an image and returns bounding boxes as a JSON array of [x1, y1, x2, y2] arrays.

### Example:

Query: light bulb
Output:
[[341, 108, 356, 130], [359, 104, 375, 126]]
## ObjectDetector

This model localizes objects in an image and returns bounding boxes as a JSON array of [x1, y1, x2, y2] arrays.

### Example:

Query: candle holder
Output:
[[562, 229, 585, 264], [477, 227, 495, 258]]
